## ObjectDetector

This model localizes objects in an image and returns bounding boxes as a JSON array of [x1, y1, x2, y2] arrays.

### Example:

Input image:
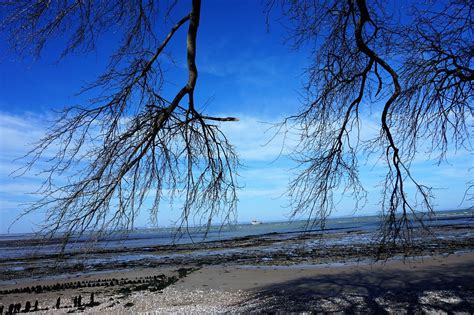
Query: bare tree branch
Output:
[[272, 0, 472, 254], [3, 0, 240, 244]]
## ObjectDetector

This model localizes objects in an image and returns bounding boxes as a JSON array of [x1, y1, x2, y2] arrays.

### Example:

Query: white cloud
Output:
[[0, 113, 51, 220], [0, 109, 471, 233], [0, 199, 27, 211], [0, 182, 44, 197], [239, 187, 286, 198], [0, 112, 45, 158], [240, 166, 291, 182], [219, 115, 299, 162]]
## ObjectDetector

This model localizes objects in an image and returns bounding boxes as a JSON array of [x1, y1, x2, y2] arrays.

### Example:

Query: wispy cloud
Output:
[[220, 115, 295, 162], [0, 112, 53, 228], [239, 187, 286, 198], [0, 109, 471, 233], [0, 111, 46, 159]]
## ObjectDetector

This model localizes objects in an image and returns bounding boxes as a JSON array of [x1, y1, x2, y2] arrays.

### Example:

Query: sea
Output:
[[0, 209, 472, 261]]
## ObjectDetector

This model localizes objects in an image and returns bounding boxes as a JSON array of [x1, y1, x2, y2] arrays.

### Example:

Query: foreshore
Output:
[[0, 224, 473, 313]]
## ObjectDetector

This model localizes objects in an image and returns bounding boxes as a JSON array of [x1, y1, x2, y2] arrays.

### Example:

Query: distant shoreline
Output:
[[2, 207, 472, 237]]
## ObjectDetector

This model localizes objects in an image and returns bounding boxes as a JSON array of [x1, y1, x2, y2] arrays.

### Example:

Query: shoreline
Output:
[[0, 222, 473, 313], [1, 223, 472, 282]]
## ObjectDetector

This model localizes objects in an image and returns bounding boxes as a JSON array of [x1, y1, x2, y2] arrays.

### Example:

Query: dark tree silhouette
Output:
[[1, 0, 239, 241], [267, 0, 472, 252]]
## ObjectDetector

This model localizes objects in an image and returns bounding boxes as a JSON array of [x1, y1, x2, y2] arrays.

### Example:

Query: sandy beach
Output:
[[1, 224, 473, 313], [0, 252, 473, 313]]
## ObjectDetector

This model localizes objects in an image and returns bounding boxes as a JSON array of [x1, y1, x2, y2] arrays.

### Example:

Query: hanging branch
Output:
[[4, 0, 239, 243], [271, 0, 472, 254]]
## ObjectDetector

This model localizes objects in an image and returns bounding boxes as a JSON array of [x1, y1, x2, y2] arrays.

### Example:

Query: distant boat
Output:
[[251, 220, 262, 225]]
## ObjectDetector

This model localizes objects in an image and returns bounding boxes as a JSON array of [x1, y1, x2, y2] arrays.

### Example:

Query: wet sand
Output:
[[2, 223, 472, 282], [2, 252, 471, 313], [0, 224, 473, 313]]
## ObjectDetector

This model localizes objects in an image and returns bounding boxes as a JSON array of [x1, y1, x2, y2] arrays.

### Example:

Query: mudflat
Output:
[[3, 252, 472, 313], [1, 223, 473, 313]]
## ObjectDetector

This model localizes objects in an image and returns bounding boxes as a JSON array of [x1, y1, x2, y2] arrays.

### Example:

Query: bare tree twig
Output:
[[3, 0, 240, 245], [271, 0, 472, 255]]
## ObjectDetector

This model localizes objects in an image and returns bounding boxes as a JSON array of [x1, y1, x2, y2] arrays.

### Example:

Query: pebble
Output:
[[88, 287, 254, 314]]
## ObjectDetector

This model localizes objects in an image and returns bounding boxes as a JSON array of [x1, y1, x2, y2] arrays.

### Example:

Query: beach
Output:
[[1, 248, 473, 313], [110, 252, 474, 313], [0, 212, 473, 313]]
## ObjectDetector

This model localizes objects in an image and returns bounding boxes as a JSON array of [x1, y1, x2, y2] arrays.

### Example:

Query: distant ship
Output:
[[251, 220, 262, 225]]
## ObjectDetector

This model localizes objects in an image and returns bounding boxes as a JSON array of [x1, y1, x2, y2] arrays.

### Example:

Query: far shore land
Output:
[[0, 223, 473, 313]]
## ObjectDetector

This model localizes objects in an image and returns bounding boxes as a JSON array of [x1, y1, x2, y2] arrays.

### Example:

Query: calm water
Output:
[[0, 209, 472, 260]]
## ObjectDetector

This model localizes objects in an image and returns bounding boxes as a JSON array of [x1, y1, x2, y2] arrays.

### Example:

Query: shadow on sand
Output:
[[239, 261, 474, 313]]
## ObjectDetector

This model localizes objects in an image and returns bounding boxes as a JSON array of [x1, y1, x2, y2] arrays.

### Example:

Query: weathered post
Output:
[[24, 301, 31, 312]]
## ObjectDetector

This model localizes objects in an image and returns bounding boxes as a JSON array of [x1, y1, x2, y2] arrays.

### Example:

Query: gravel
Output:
[[83, 287, 255, 314]]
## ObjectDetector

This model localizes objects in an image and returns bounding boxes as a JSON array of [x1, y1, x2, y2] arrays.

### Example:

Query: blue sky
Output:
[[0, 0, 472, 233]]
